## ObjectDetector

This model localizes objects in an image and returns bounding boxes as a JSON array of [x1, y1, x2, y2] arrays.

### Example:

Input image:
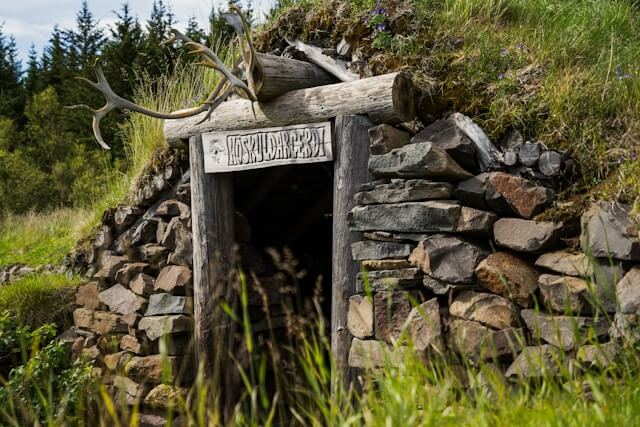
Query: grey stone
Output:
[[535, 251, 592, 277], [449, 291, 521, 330], [616, 267, 640, 314], [115, 263, 151, 285], [409, 234, 489, 284], [145, 293, 193, 316], [138, 315, 193, 341], [368, 124, 410, 155], [406, 298, 444, 353], [503, 150, 518, 166], [138, 244, 169, 265], [98, 284, 147, 315], [131, 219, 159, 246], [368, 142, 473, 181], [581, 202, 640, 261], [454, 173, 490, 210], [518, 142, 542, 167], [609, 313, 640, 344], [357, 268, 423, 292], [475, 252, 540, 307], [539, 151, 563, 176], [114, 205, 142, 232], [538, 274, 590, 314], [577, 342, 617, 368], [348, 338, 406, 369], [347, 295, 373, 339], [411, 119, 477, 171], [423, 275, 477, 294], [499, 128, 524, 151], [129, 273, 155, 296], [590, 258, 625, 313], [351, 240, 413, 261], [354, 179, 454, 205], [493, 218, 563, 252], [94, 253, 128, 282], [506, 345, 564, 378], [456, 206, 497, 236], [349, 200, 461, 233], [447, 319, 525, 361], [156, 199, 190, 220], [521, 310, 609, 350], [374, 291, 424, 343]]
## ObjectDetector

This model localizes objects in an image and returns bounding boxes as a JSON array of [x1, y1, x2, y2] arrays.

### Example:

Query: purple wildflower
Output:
[[632, 150, 638, 162], [500, 48, 509, 57], [376, 23, 388, 31], [498, 73, 505, 80]]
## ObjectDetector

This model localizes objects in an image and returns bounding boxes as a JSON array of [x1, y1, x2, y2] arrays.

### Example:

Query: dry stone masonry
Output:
[[347, 115, 640, 379]]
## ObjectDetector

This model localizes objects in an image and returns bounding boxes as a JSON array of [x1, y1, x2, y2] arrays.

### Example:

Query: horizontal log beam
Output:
[[163, 72, 415, 148]]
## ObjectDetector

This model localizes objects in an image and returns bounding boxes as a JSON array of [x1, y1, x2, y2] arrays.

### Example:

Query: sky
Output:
[[0, 0, 274, 64]]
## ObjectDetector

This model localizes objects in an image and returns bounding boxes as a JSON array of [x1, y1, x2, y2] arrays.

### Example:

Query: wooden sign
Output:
[[202, 122, 333, 173]]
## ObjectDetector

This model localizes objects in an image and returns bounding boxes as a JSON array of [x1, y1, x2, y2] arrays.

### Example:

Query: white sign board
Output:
[[202, 122, 333, 173]]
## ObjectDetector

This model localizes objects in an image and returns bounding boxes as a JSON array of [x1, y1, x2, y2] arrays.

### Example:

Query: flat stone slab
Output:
[[350, 200, 461, 233], [581, 202, 640, 261], [354, 179, 454, 205], [538, 274, 590, 314], [475, 252, 539, 307], [351, 240, 413, 261], [423, 275, 477, 295], [449, 291, 521, 330], [368, 142, 473, 181], [145, 293, 193, 316], [411, 118, 478, 172], [493, 218, 563, 252], [410, 234, 489, 284], [361, 259, 413, 271], [535, 251, 592, 277], [348, 338, 405, 369], [506, 345, 564, 378], [520, 309, 609, 351], [138, 315, 193, 341], [99, 284, 146, 316], [356, 268, 423, 292]]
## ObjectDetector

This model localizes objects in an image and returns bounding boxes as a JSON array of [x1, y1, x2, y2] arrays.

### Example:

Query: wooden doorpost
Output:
[[332, 115, 373, 390], [189, 134, 237, 416]]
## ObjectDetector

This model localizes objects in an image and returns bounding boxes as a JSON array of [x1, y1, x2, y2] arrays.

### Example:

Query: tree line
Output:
[[0, 0, 257, 214]]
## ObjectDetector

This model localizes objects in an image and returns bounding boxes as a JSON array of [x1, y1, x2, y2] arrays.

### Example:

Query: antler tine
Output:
[[228, 4, 259, 95]]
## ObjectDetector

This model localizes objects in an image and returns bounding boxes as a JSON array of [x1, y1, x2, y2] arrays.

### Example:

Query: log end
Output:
[[392, 72, 416, 123]]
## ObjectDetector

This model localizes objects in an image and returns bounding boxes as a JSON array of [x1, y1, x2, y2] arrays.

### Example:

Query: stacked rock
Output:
[[347, 114, 640, 378]]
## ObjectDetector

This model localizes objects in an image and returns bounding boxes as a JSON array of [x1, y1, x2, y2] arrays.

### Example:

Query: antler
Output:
[[68, 9, 258, 150]]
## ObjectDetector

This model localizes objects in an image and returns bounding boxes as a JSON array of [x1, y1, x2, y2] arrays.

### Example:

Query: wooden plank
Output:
[[331, 115, 373, 391], [202, 122, 332, 173], [188, 134, 237, 419], [164, 72, 415, 147], [286, 39, 359, 82]]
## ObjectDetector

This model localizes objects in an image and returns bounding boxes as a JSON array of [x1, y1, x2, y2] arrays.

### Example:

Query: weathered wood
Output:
[[332, 115, 373, 391], [189, 135, 237, 418], [287, 39, 359, 82], [164, 72, 415, 147], [202, 122, 333, 173], [243, 53, 338, 101]]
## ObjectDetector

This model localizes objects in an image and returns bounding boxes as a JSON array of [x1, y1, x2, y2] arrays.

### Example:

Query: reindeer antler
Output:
[[68, 8, 258, 150]]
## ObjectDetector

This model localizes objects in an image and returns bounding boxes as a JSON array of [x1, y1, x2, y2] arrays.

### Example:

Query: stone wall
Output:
[[347, 116, 640, 377]]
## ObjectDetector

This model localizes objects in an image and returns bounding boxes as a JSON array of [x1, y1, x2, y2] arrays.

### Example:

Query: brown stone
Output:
[[155, 265, 192, 294], [538, 274, 590, 314], [115, 263, 151, 285], [535, 251, 592, 277], [124, 355, 187, 384], [374, 291, 423, 343], [94, 253, 128, 282], [104, 351, 130, 372], [138, 315, 193, 341], [449, 291, 521, 330], [485, 172, 555, 219], [617, 267, 640, 314], [356, 268, 423, 292], [114, 205, 142, 232], [98, 284, 147, 315], [506, 345, 564, 378], [406, 298, 444, 353], [456, 206, 497, 236], [361, 259, 412, 271], [138, 244, 169, 265], [348, 338, 406, 369], [112, 376, 151, 406], [129, 273, 155, 296], [521, 309, 609, 350], [76, 282, 104, 310], [577, 342, 617, 368], [73, 308, 94, 329], [368, 124, 410, 155], [475, 252, 540, 307], [131, 219, 159, 246], [156, 199, 191, 220], [347, 295, 374, 339], [92, 312, 129, 335], [120, 334, 154, 355], [493, 218, 563, 253], [144, 384, 188, 410], [447, 319, 525, 361]]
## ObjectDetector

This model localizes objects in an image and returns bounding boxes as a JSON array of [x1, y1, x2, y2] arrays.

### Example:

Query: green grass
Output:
[[262, 0, 640, 204], [0, 273, 82, 328]]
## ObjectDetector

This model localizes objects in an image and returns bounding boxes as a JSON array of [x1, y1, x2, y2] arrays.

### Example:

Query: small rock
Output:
[[368, 124, 410, 155], [115, 263, 151, 285], [616, 267, 640, 314], [493, 218, 563, 252], [406, 298, 444, 353], [76, 281, 104, 310], [349, 200, 461, 233], [145, 293, 193, 316], [503, 150, 518, 166], [114, 205, 143, 232], [520, 310, 609, 350], [454, 173, 490, 210], [104, 351, 129, 372], [113, 376, 150, 406], [156, 199, 190, 220], [374, 291, 423, 343], [577, 342, 617, 368], [581, 202, 640, 261], [351, 240, 413, 261], [590, 258, 625, 313], [368, 142, 473, 181], [144, 384, 187, 410], [138, 315, 193, 341], [506, 345, 564, 378], [448, 113, 503, 171], [447, 319, 525, 361], [423, 275, 476, 294], [98, 284, 147, 315], [88, 310, 129, 335], [138, 244, 169, 265], [347, 295, 373, 339], [485, 172, 556, 219], [609, 313, 640, 344], [354, 179, 454, 204], [121, 334, 154, 355], [131, 219, 159, 246], [129, 273, 155, 296], [409, 234, 489, 284], [361, 259, 412, 271], [160, 217, 189, 251], [336, 37, 352, 57], [94, 253, 128, 282], [538, 274, 590, 314], [534, 251, 592, 277], [411, 119, 477, 171], [449, 291, 521, 330], [456, 206, 497, 236], [475, 252, 540, 307], [518, 142, 542, 167], [155, 265, 192, 294], [124, 355, 187, 384], [499, 129, 524, 151], [356, 268, 423, 292], [73, 307, 95, 330], [348, 338, 405, 369], [538, 151, 563, 176]]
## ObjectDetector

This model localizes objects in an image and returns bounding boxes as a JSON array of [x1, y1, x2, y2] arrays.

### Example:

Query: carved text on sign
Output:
[[202, 122, 333, 172]]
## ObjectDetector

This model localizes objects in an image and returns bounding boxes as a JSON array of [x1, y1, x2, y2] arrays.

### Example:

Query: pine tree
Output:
[[0, 29, 25, 121], [24, 44, 45, 95], [185, 16, 206, 44], [41, 26, 70, 89], [66, 1, 106, 69], [142, 0, 178, 77]]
